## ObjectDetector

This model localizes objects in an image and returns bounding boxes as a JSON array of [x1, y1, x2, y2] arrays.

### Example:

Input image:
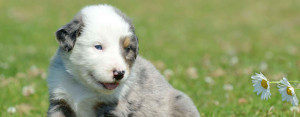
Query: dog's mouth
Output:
[[89, 73, 120, 90], [100, 82, 119, 90]]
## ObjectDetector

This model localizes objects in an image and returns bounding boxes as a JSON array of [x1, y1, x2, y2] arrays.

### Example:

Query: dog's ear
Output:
[[132, 34, 139, 58], [128, 24, 139, 59], [56, 15, 83, 52], [114, 7, 139, 58]]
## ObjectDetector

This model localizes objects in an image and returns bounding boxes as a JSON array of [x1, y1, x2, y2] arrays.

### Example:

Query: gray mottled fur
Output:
[[48, 98, 76, 117], [95, 56, 200, 117], [55, 13, 83, 52], [47, 4, 200, 117], [48, 54, 200, 117]]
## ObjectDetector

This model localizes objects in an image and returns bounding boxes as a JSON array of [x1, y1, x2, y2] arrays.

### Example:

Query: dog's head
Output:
[[55, 5, 138, 94]]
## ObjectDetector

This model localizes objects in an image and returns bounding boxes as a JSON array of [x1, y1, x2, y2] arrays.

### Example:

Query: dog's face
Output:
[[55, 5, 138, 94]]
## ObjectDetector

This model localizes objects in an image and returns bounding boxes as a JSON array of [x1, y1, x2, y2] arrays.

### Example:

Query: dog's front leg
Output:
[[47, 100, 76, 117]]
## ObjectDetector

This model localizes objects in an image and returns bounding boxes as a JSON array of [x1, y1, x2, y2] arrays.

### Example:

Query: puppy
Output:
[[47, 4, 200, 117]]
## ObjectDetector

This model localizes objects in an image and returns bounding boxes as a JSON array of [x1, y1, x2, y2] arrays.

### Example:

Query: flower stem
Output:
[[269, 81, 279, 84], [269, 81, 299, 84]]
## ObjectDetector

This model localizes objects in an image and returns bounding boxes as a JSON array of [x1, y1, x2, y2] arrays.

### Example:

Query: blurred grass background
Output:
[[1, 0, 300, 116]]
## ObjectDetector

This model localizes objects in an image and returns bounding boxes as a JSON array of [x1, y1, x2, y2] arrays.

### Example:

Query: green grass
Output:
[[1, 0, 300, 116]]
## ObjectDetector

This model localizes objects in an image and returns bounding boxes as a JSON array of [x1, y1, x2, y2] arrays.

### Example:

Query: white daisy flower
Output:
[[223, 84, 234, 91], [278, 78, 299, 106], [163, 69, 174, 79], [290, 106, 299, 112], [7, 106, 16, 113], [186, 67, 198, 79], [251, 72, 271, 100], [22, 85, 35, 97], [204, 76, 215, 85]]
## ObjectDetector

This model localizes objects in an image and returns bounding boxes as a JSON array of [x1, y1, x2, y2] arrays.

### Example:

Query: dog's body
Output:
[[47, 4, 199, 117]]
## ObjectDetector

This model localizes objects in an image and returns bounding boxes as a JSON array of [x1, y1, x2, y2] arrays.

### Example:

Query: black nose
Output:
[[113, 70, 125, 80]]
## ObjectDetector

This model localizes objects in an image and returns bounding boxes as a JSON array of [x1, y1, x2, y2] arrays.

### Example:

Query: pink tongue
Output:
[[102, 83, 119, 90]]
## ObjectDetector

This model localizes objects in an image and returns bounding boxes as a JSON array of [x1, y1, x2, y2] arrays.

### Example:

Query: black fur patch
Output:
[[175, 95, 183, 100], [95, 102, 118, 117], [56, 14, 83, 52], [128, 113, 134, 117], [120, 35, 139, 67], [47, 99, 76, 117]]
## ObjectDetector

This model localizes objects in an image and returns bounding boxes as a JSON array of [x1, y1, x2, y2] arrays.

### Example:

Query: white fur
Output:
[[68, 5, 132, 93], [47, 5, 134, 117]]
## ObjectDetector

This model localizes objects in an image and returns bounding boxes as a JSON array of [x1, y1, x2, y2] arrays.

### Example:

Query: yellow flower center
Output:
[[287, 86, 293, 96], [261, 79, 268, 89]]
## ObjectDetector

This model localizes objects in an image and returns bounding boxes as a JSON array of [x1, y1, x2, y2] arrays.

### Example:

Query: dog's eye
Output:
[[125, 47, 130, 52], [95, 45, 103, 50]]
